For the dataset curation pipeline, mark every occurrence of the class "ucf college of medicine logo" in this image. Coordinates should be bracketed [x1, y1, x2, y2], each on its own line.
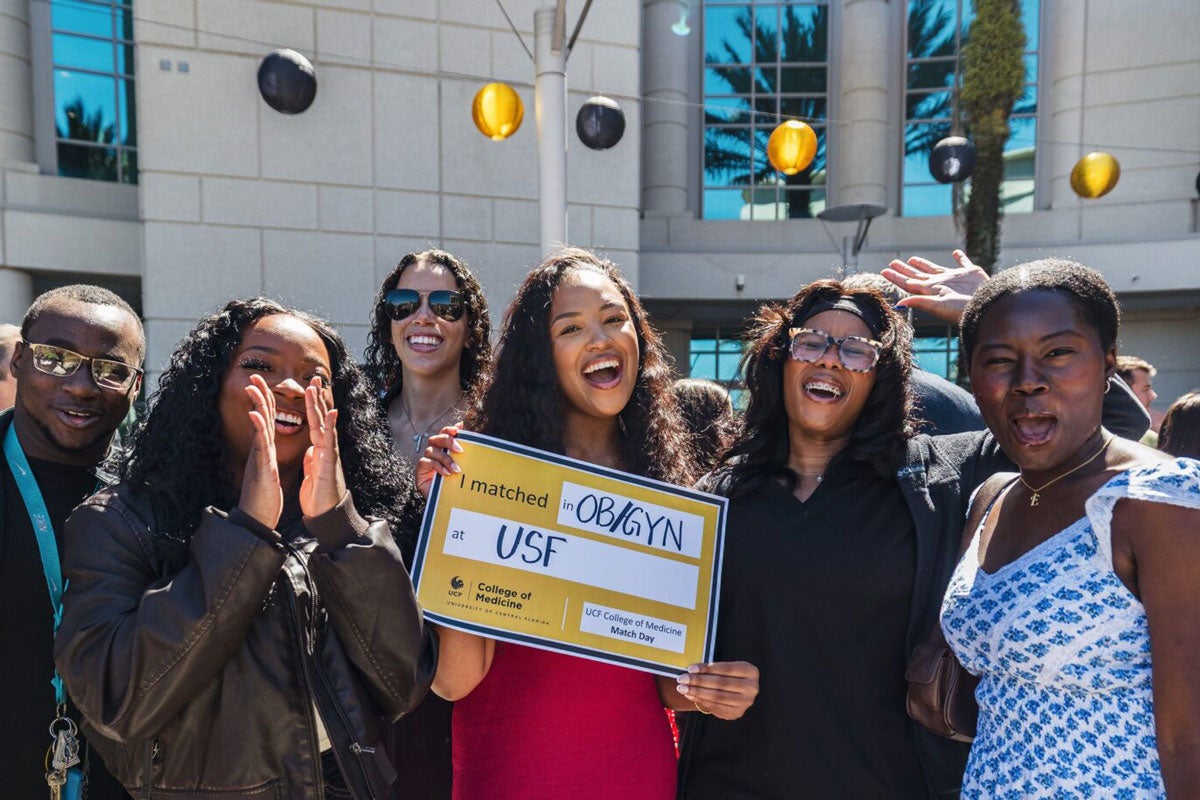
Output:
[449, 575, 464, 596]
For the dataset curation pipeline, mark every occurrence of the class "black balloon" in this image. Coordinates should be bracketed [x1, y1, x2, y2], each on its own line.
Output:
[576, 96, 626, 150]
[257, 49, 317, 114]
[929, 136, 977, 183]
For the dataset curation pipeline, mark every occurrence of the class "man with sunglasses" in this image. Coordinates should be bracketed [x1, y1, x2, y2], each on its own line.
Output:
[2, 284, 143, 800]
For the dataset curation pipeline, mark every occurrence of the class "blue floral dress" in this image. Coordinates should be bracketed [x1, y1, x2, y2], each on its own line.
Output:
[941, 457, 1200, 799]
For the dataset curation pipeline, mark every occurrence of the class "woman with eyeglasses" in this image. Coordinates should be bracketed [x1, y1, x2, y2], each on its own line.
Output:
[418, 248, 759, 800]
[54, 298, 435, 798]
[675, 269, 1152, 800]
[363, 250, 492, 799]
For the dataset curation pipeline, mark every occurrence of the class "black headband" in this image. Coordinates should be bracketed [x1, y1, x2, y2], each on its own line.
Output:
[799, 295, 886, 338]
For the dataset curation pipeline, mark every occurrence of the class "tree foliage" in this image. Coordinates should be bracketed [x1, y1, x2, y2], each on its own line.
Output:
[960, 0, 1025, 271]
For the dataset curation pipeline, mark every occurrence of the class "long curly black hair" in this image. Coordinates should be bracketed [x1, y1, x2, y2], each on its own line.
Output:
[122, 298, 420, 551]
[707, 280, 915, 498]
[363, 249, 492, 402]
[467, 247, 696, 486]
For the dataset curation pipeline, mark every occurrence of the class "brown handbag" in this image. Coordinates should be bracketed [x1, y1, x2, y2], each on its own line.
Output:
[905, 472, 1017, 743]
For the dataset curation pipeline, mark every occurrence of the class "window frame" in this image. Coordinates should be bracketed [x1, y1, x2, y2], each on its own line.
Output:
[31, 0, 138, 184]
[899, 0, 1042, 218]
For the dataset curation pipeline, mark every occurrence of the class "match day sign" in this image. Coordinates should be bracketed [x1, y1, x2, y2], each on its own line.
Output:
[412, 431, 727, 676]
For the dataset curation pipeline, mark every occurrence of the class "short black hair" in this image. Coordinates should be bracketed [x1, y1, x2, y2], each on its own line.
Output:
[22, 284, 144, 359]
[960, 258, 1119, 370]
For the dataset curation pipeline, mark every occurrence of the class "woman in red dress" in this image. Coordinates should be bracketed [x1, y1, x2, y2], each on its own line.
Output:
[419, 248, 758, 800]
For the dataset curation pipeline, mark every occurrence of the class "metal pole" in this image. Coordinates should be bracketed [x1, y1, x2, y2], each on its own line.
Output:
[535, 5, 567, 254]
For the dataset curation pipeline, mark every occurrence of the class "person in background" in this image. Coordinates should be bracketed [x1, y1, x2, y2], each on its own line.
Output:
[0, 323, 22, 409]
[363, 249, 493, 799]
[670, 377, 739, 474]
[55, 298, 434, 798]
[844, 268, 984, 435]
[420, 248, 758, 800]
[1159, 389, 1200, 459]
[1, 286, 142, 800]
[1117, 355, 1161, 446]
[941, 259, 1200, 798]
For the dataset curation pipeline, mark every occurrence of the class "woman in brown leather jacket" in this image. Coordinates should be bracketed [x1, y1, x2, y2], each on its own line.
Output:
[55, 299, 436, 799]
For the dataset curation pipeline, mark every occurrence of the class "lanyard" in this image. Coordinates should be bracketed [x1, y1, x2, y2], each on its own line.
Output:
[3, 425, 68, 706]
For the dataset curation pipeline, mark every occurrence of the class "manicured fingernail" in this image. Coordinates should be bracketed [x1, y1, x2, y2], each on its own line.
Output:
[452, 441, 464, 453]
[675, 683, 689, 695]
[688, 665, 701, 674]
[451, 463, 461, 474]
[677, 674, 690, 686]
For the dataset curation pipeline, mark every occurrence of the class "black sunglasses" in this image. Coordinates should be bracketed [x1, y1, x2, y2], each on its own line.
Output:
[382, 289, 465, 322]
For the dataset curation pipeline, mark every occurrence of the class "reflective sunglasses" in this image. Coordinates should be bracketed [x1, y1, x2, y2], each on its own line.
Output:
[787, 327, 882, 373]
[23, 341, 143, 391]
[382, 289, 465, 322]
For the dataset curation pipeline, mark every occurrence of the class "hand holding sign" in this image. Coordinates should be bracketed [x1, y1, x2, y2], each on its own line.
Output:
[671, 661, 760, 720]
[417, 426, 463, 498]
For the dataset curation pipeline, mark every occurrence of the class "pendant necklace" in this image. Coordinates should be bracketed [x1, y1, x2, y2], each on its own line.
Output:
[1019, 435, 1112, 507]
[400, 395, 462, 455]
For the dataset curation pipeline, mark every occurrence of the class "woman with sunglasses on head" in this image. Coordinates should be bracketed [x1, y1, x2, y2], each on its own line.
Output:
[419, 248, 759, 800]
[676, 261, 1152, 800]
[924, 260, 1200, 798]
[364, 250, 492, 800]
[54, 298, 435, 798]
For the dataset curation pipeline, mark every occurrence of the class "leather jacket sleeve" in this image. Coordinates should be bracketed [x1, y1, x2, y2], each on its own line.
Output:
[304, 493, 436, 722]
[54, 496, 287, 743]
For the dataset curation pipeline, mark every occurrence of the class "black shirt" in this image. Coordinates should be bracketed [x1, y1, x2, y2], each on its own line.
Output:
[0, 452, 129, 800]
[678, 456, 928, 799]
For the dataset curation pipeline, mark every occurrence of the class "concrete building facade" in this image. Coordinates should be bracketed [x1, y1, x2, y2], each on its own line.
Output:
[0, 0, 1197, 404]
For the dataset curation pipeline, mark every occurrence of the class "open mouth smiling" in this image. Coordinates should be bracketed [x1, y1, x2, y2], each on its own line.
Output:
[1010, 412, 1057, 446]
[406, 333, 443, 352]
[803, 378, 846, 402]
[582, 356, 623, 389]
[274, 409, 305, 435]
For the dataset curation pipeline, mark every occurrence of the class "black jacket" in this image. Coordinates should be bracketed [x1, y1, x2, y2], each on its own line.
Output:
[54, 485, 436, 800]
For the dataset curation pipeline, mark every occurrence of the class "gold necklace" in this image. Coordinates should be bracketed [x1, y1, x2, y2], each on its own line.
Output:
[1019, 436, 1112, 507]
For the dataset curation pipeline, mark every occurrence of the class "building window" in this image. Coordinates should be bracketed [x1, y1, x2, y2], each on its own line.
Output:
[913, 326, 961, 383]
[689, 328, 748, 408]
[702, 2, 828, 220]
[50, 0, 137, 184]
[902, 0, 1038, 217]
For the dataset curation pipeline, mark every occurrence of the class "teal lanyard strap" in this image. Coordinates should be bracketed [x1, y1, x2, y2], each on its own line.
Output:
[3, 425, 68, 706]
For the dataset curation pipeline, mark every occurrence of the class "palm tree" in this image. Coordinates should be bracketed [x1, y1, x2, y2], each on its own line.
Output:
[56, 97, 121, 181]
[703, 5, 828, 219]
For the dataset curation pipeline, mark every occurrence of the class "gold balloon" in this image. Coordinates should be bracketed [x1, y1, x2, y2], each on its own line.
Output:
[472, 82, 524, 141]
[1070, 152, 1120, 199]
[767, 120, 818, 175]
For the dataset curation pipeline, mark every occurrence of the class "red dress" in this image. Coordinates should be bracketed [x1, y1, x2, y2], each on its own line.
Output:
[451, 643, 677, 800]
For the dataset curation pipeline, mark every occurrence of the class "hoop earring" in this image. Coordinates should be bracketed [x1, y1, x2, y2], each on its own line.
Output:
[1104, 377, 1112, 394]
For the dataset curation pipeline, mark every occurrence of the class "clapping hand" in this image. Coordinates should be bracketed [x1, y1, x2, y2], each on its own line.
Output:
[299, 377, 346, 520]
[882, 249, 989, 323]
[237, 374, 284, 530]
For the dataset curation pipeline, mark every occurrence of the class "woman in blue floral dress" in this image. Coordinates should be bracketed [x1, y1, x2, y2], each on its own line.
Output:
[938, 259, 1200, 798]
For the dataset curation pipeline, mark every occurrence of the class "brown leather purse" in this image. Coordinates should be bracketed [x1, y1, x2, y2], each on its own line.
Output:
[905, 472, 1017, 743]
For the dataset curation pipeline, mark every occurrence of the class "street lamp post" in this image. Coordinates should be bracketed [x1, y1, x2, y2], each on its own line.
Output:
[534, 5, 568, 254]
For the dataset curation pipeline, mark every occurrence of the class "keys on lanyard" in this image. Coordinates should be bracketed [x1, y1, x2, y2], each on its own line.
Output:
[46, 713, 84, 800]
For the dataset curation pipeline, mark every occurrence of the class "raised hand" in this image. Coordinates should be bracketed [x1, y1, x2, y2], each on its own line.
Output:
[416, 425, 463, 499]
[882, 249, 989, 323]
[299, 378, 346, 519]
[675, 660, 760, 720]
[237, 374, 284, 530]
